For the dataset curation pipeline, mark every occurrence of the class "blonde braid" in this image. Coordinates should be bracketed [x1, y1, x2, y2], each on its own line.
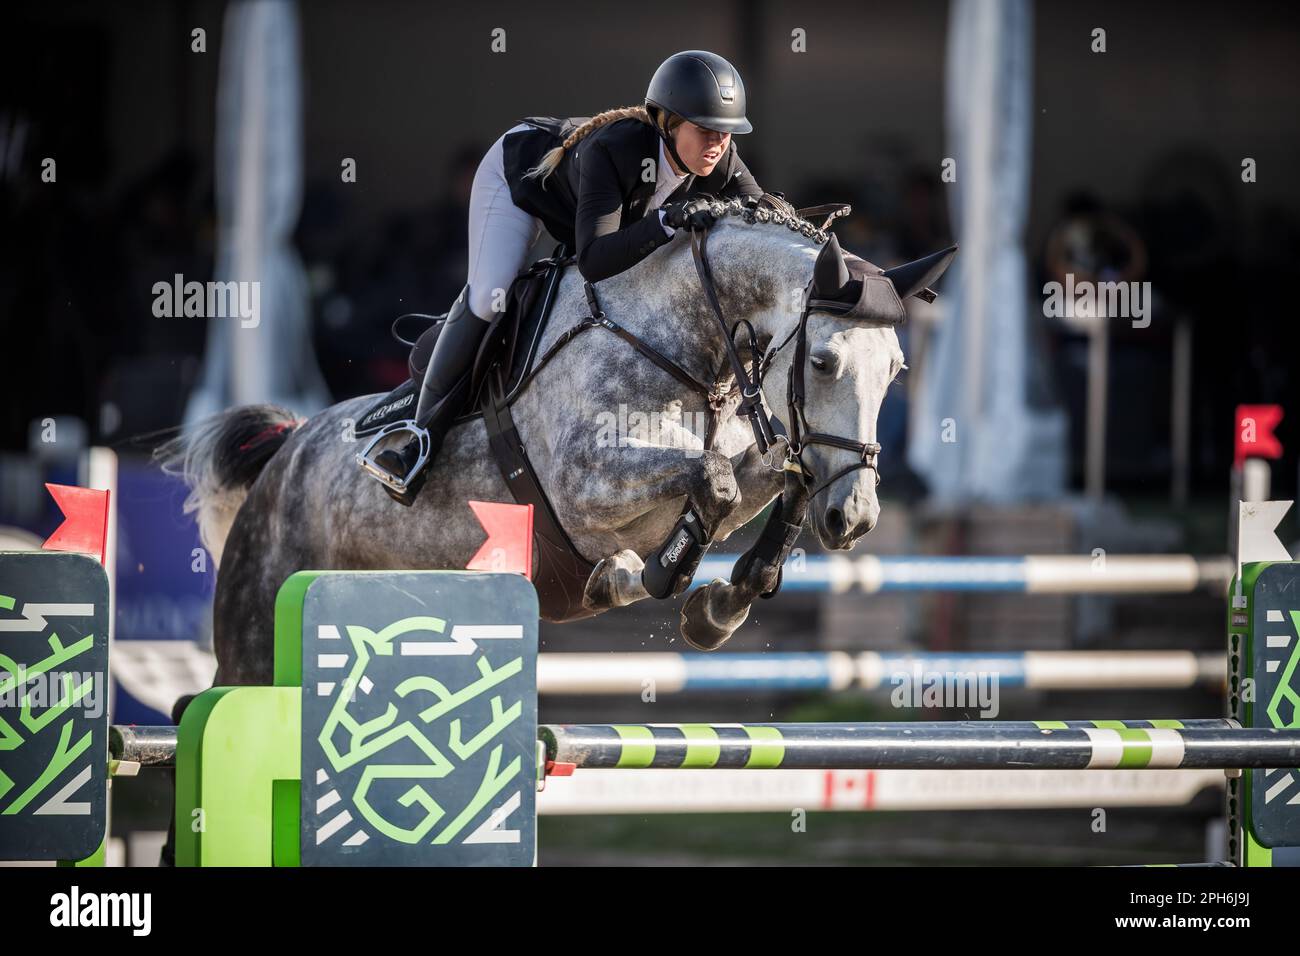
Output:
[522, 106, 654, 185]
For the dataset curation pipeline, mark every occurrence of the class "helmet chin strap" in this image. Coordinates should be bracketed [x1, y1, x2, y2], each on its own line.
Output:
[653, 108, 692, 178]
[665, 136, 690, 177]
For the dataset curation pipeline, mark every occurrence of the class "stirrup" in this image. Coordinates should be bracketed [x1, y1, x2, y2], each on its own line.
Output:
[355, 420, 431, 494]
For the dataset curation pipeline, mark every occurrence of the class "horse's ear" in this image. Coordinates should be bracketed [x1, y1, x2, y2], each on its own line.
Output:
[812, 233, 851, 297]
[882, 244, 958, 302]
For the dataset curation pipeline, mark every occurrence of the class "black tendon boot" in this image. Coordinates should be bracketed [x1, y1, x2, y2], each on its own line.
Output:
[369, 290, 491, 505]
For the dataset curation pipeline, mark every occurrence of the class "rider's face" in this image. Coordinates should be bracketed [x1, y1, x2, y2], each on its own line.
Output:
[671, 122, 730, 177]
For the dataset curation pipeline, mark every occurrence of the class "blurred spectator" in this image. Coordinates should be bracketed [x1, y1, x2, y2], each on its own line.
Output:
[311, 144, 481, 396]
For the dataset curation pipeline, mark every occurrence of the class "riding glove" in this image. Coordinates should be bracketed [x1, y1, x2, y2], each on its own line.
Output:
[661, 197, 718, 232]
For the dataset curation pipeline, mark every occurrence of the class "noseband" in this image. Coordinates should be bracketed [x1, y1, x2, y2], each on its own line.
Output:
[689, 225, 883, 502]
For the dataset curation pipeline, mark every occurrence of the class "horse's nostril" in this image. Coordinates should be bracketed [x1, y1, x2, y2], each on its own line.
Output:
[825, 507, 846, 539]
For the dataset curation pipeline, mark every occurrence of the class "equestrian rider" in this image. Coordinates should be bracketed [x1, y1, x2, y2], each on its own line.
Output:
[364, 49, 763, 505]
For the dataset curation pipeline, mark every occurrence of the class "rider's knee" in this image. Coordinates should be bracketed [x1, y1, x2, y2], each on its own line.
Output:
[467, 283, 504, 320]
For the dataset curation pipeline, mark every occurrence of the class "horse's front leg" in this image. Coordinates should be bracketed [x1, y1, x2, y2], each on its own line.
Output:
[680, 464, 810, 651]
[560, 435, 743, 615]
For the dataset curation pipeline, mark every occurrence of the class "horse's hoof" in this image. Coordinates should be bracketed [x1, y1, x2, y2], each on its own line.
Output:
[582, 557, 614, 612]
[679, 582, 738, 651]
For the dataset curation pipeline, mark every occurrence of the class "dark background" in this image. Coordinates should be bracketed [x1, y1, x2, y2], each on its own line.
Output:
[2, 0, 1298, 493]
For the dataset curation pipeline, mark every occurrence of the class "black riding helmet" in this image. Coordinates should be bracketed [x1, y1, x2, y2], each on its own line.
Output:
[645, 51, 752, 173]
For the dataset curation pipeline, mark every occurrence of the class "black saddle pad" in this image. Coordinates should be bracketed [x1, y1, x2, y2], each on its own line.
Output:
[355, 250, 571, 439]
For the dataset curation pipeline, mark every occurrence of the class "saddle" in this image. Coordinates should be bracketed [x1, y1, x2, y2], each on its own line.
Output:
[356, 246, 599, 623]
[355, 246, 572, 438]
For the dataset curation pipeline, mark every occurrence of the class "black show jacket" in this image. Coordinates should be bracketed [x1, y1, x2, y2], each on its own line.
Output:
[502, 116, 762, 282]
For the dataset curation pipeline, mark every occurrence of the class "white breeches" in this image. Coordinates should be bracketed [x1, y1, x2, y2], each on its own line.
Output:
[465, 124, 544, 319]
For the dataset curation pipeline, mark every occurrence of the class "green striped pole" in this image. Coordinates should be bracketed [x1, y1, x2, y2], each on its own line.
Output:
[540, 719, 1300, 771]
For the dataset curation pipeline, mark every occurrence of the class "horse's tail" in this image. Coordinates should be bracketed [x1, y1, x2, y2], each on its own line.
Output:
[155, 405, 302, 567]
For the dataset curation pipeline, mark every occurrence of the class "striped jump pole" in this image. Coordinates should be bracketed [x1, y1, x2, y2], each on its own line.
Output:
[693, 553, 1234, 594]
[109, 717, 1294, 778]
[540, 719, 1300, 772]
[105, 644, 1227, 700]
[537, 767, 1228, 815]
[537, 650, 1226, 694]
[109, 725, 178, 770]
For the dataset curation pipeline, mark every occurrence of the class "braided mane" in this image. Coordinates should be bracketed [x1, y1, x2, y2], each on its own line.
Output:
[700, 193, 847, 245]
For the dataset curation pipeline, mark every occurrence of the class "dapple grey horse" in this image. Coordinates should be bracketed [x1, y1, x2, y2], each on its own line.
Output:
[160, 202, 951, 688]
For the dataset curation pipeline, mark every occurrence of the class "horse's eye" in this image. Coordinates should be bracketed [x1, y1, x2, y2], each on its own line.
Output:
[810, 356, 829, 372]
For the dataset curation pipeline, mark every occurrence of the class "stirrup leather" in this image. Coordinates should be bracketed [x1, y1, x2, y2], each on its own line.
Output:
[355, 421, 431, 493]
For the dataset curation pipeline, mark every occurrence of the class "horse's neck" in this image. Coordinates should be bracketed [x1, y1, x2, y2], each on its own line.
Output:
[581, 234, 804, 391]
[582, 255, 731, 388]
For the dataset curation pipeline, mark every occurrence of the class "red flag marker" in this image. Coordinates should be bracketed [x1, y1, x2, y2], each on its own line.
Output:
[1234, 405, 1284, 468]
[43, 483, 111, 566]
[465, 500, 533, 577]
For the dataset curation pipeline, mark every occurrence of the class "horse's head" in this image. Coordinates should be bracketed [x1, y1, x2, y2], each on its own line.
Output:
[640, 198, 954, 550]
[784, 232, 956, 549]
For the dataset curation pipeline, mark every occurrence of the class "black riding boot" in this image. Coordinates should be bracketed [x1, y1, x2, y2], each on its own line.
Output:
[371, 289, 490, 505]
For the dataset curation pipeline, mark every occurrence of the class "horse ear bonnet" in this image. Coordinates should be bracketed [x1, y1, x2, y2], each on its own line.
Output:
[810, 238, 958, 326]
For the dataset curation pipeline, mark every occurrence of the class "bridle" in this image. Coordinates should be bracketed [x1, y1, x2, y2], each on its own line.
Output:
[688, 213, 885, 502]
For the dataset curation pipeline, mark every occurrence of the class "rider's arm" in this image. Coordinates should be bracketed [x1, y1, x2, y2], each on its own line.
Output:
[575, 143, 674, 284]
